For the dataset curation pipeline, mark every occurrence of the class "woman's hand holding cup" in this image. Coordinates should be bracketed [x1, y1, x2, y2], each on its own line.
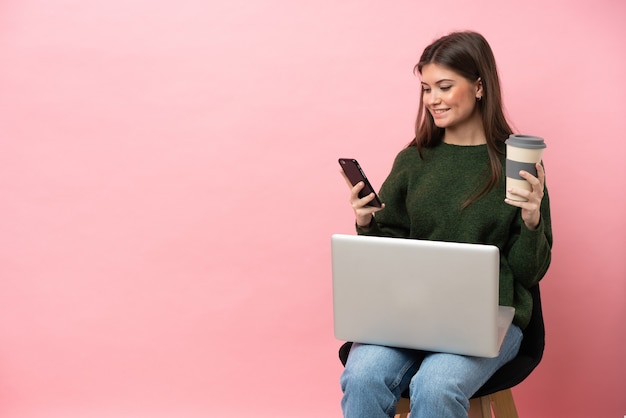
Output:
[504, 162, 545, 230]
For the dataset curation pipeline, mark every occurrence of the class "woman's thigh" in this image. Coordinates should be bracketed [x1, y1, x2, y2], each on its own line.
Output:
[411, 324, 524, 398]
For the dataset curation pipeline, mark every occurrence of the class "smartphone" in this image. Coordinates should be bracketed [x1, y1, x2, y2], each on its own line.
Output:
[338, 158, 383, 208]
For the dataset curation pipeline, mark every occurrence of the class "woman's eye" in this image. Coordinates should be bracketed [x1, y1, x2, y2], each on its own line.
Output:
[440, 86, 452, 91]
[422, 87, 431, 93]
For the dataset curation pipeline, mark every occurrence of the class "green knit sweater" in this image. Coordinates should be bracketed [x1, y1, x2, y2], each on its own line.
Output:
[357, 142, 553, 329]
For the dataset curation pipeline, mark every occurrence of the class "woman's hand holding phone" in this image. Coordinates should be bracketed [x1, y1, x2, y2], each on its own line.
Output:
[338, 158, 385, 228]
[341, 172, 385, 227]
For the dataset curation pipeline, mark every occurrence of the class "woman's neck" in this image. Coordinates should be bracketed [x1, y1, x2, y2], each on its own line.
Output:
[442, 114, 486, 145]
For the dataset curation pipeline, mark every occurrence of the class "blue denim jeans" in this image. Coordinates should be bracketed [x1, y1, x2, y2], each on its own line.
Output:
[340, 324, 523, 418]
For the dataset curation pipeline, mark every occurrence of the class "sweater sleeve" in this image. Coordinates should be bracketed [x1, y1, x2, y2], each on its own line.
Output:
[504, 184, 553, 288]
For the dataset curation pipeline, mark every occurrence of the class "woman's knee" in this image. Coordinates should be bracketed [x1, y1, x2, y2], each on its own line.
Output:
[341, 344, 417, 394]
[409, 368, 470, 411]
[340, 352, 388, 393]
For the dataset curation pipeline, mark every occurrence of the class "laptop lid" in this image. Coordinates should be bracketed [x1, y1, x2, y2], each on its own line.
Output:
[331, 234, 514, 358]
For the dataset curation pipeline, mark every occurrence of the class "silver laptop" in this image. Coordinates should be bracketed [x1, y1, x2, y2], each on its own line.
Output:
[331, 234, 515, 358]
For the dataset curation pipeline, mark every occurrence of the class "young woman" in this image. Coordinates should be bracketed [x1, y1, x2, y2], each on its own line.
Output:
[339, 31, 553, 417]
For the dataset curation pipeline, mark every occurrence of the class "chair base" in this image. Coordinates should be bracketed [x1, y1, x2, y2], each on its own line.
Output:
[394, 389, 519, 418]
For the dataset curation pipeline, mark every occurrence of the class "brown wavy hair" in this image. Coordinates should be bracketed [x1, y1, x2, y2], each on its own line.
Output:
[408, 31, 513, 207]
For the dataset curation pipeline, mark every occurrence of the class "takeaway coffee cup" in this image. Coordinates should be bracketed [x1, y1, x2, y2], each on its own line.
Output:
[505, 134, 546, 202]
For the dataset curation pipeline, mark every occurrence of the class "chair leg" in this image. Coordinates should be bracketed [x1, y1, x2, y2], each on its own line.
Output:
[395, 397, 410, 418]
[468, 389, 519, 418]
[395, 389, 518, 418]
[468, 396, 492, 418]
[490, 389, 518, 418]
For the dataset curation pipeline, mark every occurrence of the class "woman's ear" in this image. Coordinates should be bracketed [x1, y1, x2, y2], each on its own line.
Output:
[476, 77, 483, 100]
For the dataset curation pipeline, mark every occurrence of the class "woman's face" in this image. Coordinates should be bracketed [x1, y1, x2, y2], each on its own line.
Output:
[420, 63, 482, 131]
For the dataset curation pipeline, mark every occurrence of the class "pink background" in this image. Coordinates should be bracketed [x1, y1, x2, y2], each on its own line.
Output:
[1, 1, 625, 417]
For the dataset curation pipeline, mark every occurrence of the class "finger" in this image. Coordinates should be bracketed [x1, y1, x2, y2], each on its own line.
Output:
[353, 192, 377, 212]
[350, 189, 375, 214]
[519, 170, 537, 182]
[504, 197, 522, 208]
[519, 170, 542, 193]
[353, 190, 385, 210]
[351, 183, 367, 203]
[506, 187, 530, 203]
[536, 163, 545, 186]
[358, 192, 378, 207]
[356, 200, 385, 215]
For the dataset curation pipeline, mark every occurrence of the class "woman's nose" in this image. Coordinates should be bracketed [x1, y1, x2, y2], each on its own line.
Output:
[427, 91, 441, 105]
